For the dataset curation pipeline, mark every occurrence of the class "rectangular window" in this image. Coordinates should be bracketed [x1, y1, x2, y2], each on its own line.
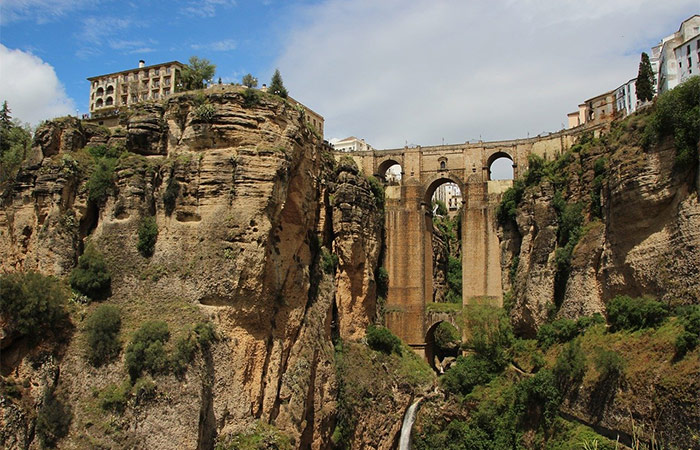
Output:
[163, 88, 170, 96]
[166, 67, 171, 74]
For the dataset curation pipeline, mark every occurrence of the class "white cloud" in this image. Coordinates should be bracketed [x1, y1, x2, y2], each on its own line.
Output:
[0, 0, 94, 24]
[276, 0, 699, 148]
[0, 45, 76, 125]
[191, 39, 237, 52]
[181, 0, 237, 18]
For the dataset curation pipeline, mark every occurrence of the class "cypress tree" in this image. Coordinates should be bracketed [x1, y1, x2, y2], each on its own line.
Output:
[269, 69, 288, 98]
[635, 52, 655, 103]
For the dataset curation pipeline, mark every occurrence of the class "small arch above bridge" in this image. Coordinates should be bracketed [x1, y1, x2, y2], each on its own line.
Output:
[423, 174, 466, 207]
[486, 151, 515, 181]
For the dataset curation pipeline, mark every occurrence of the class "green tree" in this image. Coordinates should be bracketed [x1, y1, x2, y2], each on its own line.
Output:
[0, 100, 11, 129]
[0, 101, 32, 183]
[180, 56, 216, 90]
[269, 69, 288, 98]
[242, 73, 258, 88]
[137, 216, 158, 257]
[635, 52, 655, 103]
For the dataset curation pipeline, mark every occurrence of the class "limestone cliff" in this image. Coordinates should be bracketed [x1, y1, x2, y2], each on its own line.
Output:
[0, 87, 392, 449]
[498, 100, 700, 447]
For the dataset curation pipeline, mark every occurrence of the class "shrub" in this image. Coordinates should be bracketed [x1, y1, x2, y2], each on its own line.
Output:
[99, 380, 131, 413]
[674, 305, 700, 357]
[125, 321, 171, 380]
[496, 180, 525, 225]
[553, 338, 587, 393]
[241, 87, 260, 107]
[446, 256, 462, 301]
[367, 175, 385, 209]
[194, 103, 216, 122]
[434, 322, 460, 352]
[36, 389, 72, 448]
[85, 304, 121, 366]
[132, 376, 157, 405]
[593, 348, 625, 382]
[536, 318, 578, 349]
[171, 335, 196, 376]
[163, 176, 180, 215]
[607, 295, 668, 331]
[194, 321, 216, 348]
[366, 325, 402, 355]
[215, 422, 292, 450]
[464, 305, 514, 369]
[376, 266, 389, 298]
[645, 76, 700, 169]
[509, 256, 519, 283]
[86, 143, 124, 160]
[514, 369, 561, 430]
[320, 247, 338, 274]
[87, 157, 116, 204]
[440, 355, 496, 396]
[0, 271, 68, 343]
[69, 244, 111, 300]
[137, 216, 158, 257]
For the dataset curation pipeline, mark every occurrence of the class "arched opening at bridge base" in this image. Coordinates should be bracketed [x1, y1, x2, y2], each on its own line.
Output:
[425, 321, 461, 373]
[487, 152, 514, 181]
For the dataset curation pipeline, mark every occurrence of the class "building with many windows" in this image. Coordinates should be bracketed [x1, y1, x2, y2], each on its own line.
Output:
[87, 60, 184, 116]
[654, 15, 700, 94]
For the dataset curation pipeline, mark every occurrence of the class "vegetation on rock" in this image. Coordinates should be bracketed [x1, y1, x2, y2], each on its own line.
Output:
[69, 244, 112, 301]
[0, 271, 69, 343]
[36, 388, 72, 448]
[85, 304, 122, 366]
[366, 324, 402, 355]
[0, 101, 32, 184]
[635, 52, 655, 102]
[137, 215, 158, 257]
[268, 68, 288, 98]
[180, 56, 216, 90]
[125, 320, 171, 381]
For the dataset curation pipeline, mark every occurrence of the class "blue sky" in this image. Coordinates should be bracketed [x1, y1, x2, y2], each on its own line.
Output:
[1, 1, 698, 148]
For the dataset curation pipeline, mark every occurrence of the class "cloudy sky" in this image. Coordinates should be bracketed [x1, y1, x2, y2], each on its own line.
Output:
[0, 0, 697, 148]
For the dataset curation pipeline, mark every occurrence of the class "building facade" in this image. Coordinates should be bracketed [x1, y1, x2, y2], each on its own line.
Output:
[87, 60, 184, 116]
[615, 78, 637, 117]
[655, 15, 700, 94]
[332, 136, 373, 152]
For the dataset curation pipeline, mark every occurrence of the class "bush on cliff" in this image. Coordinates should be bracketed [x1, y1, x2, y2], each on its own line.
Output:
[137, 216, 158, 257]
[0, 271, 68, 343]
[70, 244, 111, 301]
[87, 157, 116, 204]
[125, 321, 171, 380]
[607, 295, 667, 331]
[85, 304, 122, 366]
[645, 76, 700, 169]
[366, 325, 402, 355]
[36, 388, 72, 448]
[675, 305, 700, 357]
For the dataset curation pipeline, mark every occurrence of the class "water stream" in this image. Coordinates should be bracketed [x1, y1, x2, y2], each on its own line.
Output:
[398, 398, 421, 450]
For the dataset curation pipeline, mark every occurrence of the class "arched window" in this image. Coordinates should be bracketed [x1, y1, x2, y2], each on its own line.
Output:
[106, 85, 114, 95]
[96, 87, 104, 96]
[96, 98, 104, 108]
[440, 161, 446, 170]
[105, 96, 114, 106]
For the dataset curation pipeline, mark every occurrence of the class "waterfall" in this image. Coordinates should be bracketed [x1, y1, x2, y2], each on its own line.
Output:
[399, 398, 421, 450]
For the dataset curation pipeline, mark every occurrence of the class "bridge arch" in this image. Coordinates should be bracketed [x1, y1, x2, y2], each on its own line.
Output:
[423, 174, 466, 207]
[376, 157, 403, 183]
[425, 320, 461, 373]
[486, 151, 515, 181]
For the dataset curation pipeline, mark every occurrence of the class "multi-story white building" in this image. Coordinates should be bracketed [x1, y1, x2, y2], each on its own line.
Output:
[332, 136, 373, 152]
[433, 183, 461, 213]
[655, 15, 700, 94]
[615, 78, 637, 117]
[87, 60, 184, 116]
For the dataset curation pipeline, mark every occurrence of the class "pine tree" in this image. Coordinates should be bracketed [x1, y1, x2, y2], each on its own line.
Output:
[269, 69, 288, 98]
[635, 52, 655, 103]
[0, 101, 12, 130]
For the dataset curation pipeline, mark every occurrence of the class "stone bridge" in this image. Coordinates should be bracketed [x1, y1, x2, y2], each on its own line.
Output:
[342, 129, 585, 358]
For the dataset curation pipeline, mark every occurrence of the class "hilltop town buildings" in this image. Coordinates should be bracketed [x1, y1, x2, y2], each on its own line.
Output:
[332, 136, 373, 152]
[567, 15, 699, 129]
[87, 60, 324, 138]
[88, 60, 184, 116]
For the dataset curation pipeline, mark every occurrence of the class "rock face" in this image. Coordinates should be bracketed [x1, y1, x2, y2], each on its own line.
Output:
[504, 128, 700, 336]
[0, 88, 388, 449]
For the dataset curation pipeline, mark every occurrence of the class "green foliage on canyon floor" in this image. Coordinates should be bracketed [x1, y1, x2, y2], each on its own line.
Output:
[416, 307, 700, 449]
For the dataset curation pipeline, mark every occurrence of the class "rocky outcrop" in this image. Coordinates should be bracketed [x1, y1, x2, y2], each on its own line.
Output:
[0, 87, 391, 449]
[504, 124, 700, 335]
